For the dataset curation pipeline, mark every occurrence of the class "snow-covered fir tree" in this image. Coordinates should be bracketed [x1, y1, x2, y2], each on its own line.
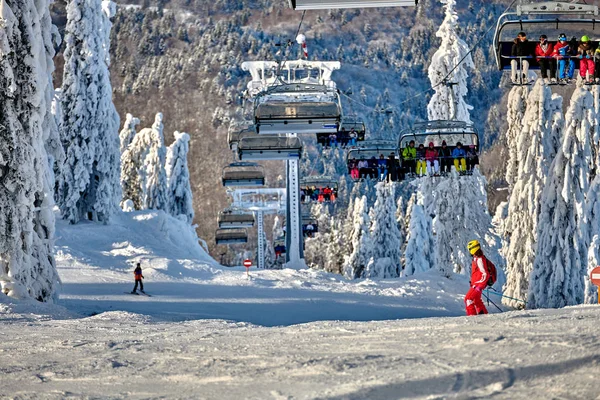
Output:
[144, 113, 169, 211]
[503, 82, 563, 308]
[586, 176, 600, 304]
[404, 202, 435, 276]
[427, 0, 474, 122]
[529, 87, 595, 308]
[121, 113, 168, 211]
[504, 87, 530, 191]
[58, 0, 120, 224]
[366, 183, 402, 279]
[166, 131, 194, 223]
[119, 113, 140, 154]
[343, 196, 372, 279]
[434, 170, 502, 280]
[0, 0, 60, 301]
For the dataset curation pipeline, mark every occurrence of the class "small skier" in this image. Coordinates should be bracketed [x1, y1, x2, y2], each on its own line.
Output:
[464, 240, 489, 316]
[132, 262, 145, 294]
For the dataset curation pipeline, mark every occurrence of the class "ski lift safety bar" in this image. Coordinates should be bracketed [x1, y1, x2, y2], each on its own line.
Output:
[288, 0, 417, 10]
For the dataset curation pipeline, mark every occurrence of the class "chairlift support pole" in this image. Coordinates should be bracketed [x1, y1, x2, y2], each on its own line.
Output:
[286, 144, 305, 267]
[257, 211, 265, 269]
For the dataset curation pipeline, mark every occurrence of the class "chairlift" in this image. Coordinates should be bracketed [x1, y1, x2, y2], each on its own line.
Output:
[301, 215, 319, 237]
[228, 122, 257, 151]
[215, 228, 248, 245]
[253, 84, 342, 135]
[398, 120, 480, 176]
[222, 162, 266, 187]
[218, 210, 255, 229]
[398, 120, 480, 150]
[493, 1, 599, 71]
[238, 134, 303, 161]
[288, 0, 416, 10]
[346, 140, 399, 180]
[300, 176, 338, 203]
[317, 117, 366, 147]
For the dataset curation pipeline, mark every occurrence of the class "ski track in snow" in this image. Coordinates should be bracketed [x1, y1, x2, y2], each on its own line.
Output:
[1, 210, 599, 399]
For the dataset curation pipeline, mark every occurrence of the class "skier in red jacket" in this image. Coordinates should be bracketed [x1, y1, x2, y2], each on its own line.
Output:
[131, 262, 145, 294]
[464, 240, 489, 316]
[535, 34, 556, 84]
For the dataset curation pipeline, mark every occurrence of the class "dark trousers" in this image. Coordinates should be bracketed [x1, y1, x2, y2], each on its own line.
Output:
[441, 158, 452, 173]
[133, 280, 144, 292]
[539, 58, 556, 79]
[403, 159, 415, 174]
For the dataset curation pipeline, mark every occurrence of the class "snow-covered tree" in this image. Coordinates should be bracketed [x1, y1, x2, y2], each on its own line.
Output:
[121, 113, 168, 211]
[366, 183, 402, 278]
[504, 87, 530, 191]
[0, 0, 60, 301]
[529, 88, 595, 308]
[434, 170, 502, 279]
[166, 131, 194, 223]
[427, 0, 474, 122]
[343, 196, 372, 279]
[404, 203, 435, 276]
[144, 113, 169, 211]
[58, 0, 120, 224]
[503, 82, 563, 308]
[119, 113, 140, 154]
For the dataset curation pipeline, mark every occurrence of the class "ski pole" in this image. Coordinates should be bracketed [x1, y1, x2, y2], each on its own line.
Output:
[482, 291, 503, 312]
[486, 288, 527, 305]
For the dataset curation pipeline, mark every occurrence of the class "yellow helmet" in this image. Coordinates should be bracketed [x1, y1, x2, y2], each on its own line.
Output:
[467, 240, 481, 255]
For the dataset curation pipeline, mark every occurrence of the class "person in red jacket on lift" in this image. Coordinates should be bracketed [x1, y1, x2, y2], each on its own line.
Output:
[465, 240, 490, 316]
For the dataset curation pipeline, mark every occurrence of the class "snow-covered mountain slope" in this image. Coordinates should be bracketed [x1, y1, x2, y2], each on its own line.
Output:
[2, 211, 599, 398]
[53, 209, 478, 325]
[1, 300, 599, 399]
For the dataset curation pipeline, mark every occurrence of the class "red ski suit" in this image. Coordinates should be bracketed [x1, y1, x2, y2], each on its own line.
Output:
[464, 255, 489, 316]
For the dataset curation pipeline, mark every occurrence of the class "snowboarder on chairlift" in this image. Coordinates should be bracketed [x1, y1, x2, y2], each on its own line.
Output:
[132, 262, 145, 294]
[349, 128, 358, 147]
[464, 240, 490, 316]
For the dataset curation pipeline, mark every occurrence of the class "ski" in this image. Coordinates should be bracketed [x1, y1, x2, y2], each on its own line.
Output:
[124, 291, 152, 297]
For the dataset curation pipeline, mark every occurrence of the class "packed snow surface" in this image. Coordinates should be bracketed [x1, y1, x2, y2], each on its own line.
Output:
[1, 210, 599, 398]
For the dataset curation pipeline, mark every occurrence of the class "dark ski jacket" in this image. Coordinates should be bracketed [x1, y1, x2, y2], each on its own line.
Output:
[439, 146, 451, 160]
[511, 38, 532, 57]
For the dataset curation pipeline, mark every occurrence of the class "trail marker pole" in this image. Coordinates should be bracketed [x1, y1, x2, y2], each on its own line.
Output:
[244, 259, 252, 277]
[590, 266, 600, 304]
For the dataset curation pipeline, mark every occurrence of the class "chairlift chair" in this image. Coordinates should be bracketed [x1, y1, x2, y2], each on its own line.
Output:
[398, 120, 480, 175]
[222, 162, 266, 187]
[215, 228, 248, 245]
[217, 210, 255, 229]
[237, 134, 303, 161]
[288, 0, 416, 10]
[253, 84, 342, 135]
[493, 1, 599, 71]
[300, 175, 338, 202]
[228, 122, 257, 151]
[318, 117, 367, 147]
[346, 140, 399, 180]
[301, 215, 319, 236]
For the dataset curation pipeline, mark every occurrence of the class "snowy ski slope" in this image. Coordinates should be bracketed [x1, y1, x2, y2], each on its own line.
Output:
[1, 210, 599, 398]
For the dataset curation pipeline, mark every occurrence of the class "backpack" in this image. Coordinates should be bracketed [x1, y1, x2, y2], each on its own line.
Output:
[485, 257, 497, 286]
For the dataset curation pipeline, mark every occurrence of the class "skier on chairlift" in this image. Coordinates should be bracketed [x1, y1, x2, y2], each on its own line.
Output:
[535, 34, 556, 84]
[511, 31, 533, 85]
[578, 35, 596, 84]
[553, 33, 575, 84]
